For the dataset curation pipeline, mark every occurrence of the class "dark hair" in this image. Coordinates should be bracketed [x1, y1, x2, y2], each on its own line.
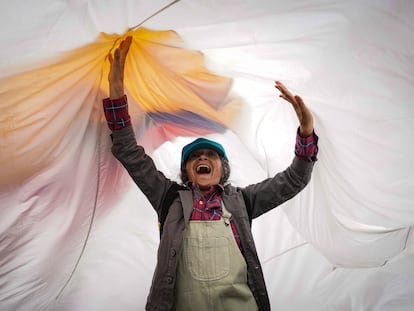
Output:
[180, 156, 231, 185]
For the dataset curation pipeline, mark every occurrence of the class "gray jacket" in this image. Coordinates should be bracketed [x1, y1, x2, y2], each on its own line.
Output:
[111, 126, 315, 311]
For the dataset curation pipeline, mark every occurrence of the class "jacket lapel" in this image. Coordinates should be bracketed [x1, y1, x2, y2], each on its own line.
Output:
[178, 190, 193, 227]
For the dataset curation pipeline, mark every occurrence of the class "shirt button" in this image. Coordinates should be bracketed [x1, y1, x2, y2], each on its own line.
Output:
[166, 276, 174, 284]
[170, 248, 176, 257]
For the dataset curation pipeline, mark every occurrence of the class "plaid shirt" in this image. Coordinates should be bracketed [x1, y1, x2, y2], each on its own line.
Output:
[188, 183, 241, 248]
[102, 95, 131, 130]
[295, 128, 318, 162]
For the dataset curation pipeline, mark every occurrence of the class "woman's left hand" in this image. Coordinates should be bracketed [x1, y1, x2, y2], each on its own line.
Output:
[275, 80, 314, 137]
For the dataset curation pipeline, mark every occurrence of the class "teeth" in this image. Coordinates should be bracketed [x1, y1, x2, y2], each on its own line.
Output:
[196, 165, 211, 174]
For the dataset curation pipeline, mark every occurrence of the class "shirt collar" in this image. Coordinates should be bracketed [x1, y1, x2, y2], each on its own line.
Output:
[186, 182, 224, 196]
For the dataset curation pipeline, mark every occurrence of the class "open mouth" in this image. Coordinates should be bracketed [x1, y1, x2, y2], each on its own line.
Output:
[196, 164, 211, 174]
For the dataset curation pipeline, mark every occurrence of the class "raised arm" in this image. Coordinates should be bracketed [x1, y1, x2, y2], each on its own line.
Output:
[241, 81, 319, 219]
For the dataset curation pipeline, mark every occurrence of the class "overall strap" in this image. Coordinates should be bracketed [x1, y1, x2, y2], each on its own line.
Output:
[221, 201, 232, 226]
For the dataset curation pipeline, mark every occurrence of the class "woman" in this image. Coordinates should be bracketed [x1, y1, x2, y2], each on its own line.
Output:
[102, 36, 318, 311]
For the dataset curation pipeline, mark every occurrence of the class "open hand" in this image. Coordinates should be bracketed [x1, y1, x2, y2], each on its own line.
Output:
[275, 81, 314, 137]
[108, 36, 132, 99]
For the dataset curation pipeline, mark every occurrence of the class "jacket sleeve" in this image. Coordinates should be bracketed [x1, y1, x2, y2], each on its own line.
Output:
[110, 126, 177, 213]
[241, 157, 314, 219]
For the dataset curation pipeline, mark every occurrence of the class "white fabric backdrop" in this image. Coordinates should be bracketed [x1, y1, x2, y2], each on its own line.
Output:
[1, 0, 413, 310]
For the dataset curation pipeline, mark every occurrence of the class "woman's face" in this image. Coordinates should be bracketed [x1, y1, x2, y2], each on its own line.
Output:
[185, 148, 223, 191]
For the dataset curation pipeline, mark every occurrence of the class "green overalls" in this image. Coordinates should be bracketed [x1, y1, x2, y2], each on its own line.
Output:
[174, 205, 258, 311]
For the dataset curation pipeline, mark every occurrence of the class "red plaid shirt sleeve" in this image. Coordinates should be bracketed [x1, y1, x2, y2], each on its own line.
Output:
[102, 95, 131, 131]
[295, 128, 319, 162]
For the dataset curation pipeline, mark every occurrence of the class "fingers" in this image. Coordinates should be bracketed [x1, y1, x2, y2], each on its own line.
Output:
[108, 36, 132, 65]
[274, 80, 314, 135]
[114, 48, 120, 61]
[275, 82, 303, 112]
[279, 94, 288, 101]
[275, 80, 295, 104]
[275, 80, 289, 94]
[275, 81, 307, 115]
[124, 36, 133, 49]
[119, 36, 132, 59]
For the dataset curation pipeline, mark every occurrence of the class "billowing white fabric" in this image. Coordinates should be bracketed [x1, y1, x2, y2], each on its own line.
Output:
[1, 0, 413, 310]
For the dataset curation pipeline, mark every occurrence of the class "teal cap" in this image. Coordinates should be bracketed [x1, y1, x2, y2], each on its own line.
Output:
[181, 138, 227, 168]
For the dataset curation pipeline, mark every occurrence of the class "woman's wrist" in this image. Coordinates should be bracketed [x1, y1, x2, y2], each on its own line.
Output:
[109, 82, 124, 100]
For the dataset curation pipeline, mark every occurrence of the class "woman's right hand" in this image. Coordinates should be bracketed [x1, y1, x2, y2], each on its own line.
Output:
[108, 36, 132, 99]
